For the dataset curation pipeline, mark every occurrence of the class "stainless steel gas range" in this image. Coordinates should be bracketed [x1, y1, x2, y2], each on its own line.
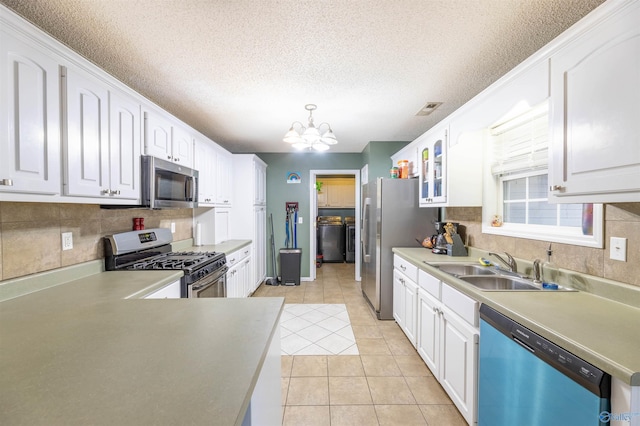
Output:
[104, 228, 227, 298]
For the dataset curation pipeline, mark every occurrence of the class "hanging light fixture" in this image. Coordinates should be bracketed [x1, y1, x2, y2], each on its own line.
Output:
[283, 104, 338, 151]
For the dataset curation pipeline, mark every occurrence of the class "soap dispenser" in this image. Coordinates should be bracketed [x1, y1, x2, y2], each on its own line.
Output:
[542, 243, 558, 289]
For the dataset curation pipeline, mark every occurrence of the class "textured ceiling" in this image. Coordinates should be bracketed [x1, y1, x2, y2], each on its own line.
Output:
[1, 0, 606, 153]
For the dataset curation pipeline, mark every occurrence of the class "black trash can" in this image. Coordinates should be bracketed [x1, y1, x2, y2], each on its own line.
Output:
[279, 248, 302, 286]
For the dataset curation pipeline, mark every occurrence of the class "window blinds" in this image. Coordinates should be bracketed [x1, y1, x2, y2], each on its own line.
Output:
[490, 102, 549, 176]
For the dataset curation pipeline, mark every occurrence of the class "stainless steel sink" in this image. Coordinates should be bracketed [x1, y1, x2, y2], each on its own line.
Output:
[434, 263, 498, 276]
[459, 276, 541, 291]
[426, 261, 575, 291]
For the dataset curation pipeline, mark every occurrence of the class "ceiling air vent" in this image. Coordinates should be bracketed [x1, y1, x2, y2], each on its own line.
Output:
[416, 102, 442, 116]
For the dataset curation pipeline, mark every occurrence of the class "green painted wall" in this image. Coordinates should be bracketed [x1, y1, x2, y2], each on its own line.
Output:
[362, 141, 410, 182]
[257, 152, 362, 279]
[257, 143, 408, 280]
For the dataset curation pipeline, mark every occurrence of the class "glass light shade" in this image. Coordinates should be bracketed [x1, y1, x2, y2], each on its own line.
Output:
[292, 141, 310, 150]
[302, 126, 320, 142]
[320, 129, 338, 145]
[312, 142, 330, 151]
[283, 129, 302, 144]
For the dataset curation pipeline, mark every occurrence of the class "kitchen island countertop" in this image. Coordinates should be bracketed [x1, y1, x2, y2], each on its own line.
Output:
[393, 247, 640, 386]
[0, 270, 284, 425]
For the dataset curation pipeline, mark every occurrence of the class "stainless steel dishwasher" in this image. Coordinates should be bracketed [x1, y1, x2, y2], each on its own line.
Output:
[316, 216, 344, 262]
[479, 304, 611, 426]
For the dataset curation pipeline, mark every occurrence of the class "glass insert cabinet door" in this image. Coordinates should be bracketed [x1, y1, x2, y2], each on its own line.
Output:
[420, 128, 447, 205]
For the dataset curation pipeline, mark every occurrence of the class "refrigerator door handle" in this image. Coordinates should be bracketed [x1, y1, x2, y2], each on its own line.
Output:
[362, 197, 371, 262]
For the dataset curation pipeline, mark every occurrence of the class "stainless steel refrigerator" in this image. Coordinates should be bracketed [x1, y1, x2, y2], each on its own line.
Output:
[361, 178, 438, 319]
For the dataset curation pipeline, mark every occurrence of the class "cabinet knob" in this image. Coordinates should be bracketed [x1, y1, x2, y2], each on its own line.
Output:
[0, 178, 14, 186]
[110, 189, 121, 195]
[167, 155, 172, 160]
[549, 185, 565, 191]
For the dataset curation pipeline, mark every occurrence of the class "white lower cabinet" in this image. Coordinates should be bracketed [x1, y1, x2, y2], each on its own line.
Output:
[393, 255, 419, 347]
[226, 245, 252, 298]
[414, 266, 479, 425]
[143, 280, 181, 299]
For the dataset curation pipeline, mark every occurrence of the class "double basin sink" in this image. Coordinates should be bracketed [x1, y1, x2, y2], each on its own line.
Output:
[427, 262, 573, 291]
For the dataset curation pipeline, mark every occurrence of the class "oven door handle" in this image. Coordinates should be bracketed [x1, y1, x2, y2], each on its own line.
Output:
[191, 265, 228, 291]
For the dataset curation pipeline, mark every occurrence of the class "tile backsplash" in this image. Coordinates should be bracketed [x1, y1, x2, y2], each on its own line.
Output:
[443, 203, 640, 287]
[0, 202, 193, 281]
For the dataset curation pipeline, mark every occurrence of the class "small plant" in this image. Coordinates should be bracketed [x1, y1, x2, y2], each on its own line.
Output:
[314, 181, 323, 192]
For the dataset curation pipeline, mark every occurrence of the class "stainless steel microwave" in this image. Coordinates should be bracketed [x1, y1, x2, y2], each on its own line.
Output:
[141, 155, 198, 209]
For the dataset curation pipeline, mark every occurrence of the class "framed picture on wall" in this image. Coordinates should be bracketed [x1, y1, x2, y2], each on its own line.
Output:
[286, 172, 301, 184]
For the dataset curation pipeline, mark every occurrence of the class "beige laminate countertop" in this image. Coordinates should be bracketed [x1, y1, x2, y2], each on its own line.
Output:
[0, 269, 284, 425]
[393, 247, 640, 386]
[172, 239, 251, 255]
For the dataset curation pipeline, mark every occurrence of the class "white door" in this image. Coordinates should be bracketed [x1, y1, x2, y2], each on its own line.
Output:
[403, 278, 418, 347]
[109, 90, 140, 199]
[0, 34, 60, 195]
[549, 3, 640, 201]
[439, 306, 478, 425]
[417, 288, 440, 376]
[171, 124, 193, 167]
[392, 269, 405, 327]
[64, 66, 109, 197]
[144, 110, 172, 161]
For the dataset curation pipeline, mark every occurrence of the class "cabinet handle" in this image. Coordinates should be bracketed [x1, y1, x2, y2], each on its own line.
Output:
[167, 155, 172, 160]
[549, 185, 565, 191]
[110, 189, 121, 195]
[1, 178, 13, 186]
[101, 188, 110, 195]
[400, 265, 406, 271]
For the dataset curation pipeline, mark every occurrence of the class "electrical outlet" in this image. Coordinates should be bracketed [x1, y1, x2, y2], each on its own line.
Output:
[170, 222, 176, 233]
[62, 232, 73, 250]
[298, 217, 303, 224]
[610, 237, 627, 262]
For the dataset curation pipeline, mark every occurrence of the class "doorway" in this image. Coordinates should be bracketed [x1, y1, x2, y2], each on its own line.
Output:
[309, 169, 361, 282]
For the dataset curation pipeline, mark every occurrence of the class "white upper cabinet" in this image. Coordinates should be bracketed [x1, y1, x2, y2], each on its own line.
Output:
[144, 108, 194, 168]
[63, 65, 110, 198]
[63, 66, 140, 200]
[549, 1, 640, 203]
[193, 137, 216, 205]
[0, 29, 61, 195]
[172, 124, 194, 167]
[214, 145, 233, 207]
[108, 90, 141, 199]
[316, 177, 356, 208]
[418, 124, 447, 206]
[254, 159, 267, 205]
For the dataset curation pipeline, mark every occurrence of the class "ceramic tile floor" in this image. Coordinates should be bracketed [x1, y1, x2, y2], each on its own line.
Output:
[280, 304, 358, 355]
[253, 262, 467, 426]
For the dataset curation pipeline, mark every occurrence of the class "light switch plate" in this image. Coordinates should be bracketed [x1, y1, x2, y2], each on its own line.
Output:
[170, 222, 176, 233]
[298, 217, 303, 224]
[610, 237, 627, 261]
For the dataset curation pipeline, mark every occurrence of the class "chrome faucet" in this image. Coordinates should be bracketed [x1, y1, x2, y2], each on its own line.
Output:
[489, 252, 517, 273]
[532, 259, 542, 283]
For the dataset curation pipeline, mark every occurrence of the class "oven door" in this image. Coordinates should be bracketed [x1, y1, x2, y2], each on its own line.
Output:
[188, 266, 227, 298]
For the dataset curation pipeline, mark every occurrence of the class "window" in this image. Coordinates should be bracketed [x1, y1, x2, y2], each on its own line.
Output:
[482, 102, 603, 248]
